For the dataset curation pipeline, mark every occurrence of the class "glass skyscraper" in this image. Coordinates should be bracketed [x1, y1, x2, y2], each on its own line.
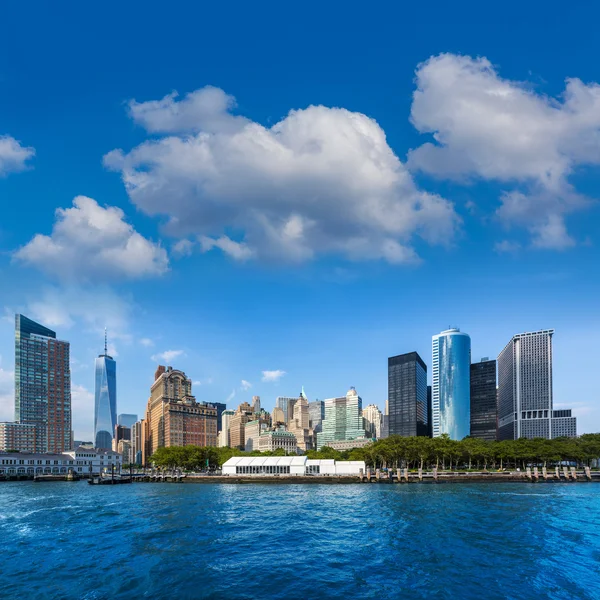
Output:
[94, 333, 117, 449]
[15, 314, 71, 453]
[316, 387, 366, 450]
[470, 358, 497, 441]
[388, 351, 428, 437]
[432, 328, 471, 440]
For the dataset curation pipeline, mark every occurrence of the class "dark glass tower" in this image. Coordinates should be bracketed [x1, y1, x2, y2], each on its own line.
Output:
[388, 352, 428, 437]
[94, 331, 117, 449]
[470, 359, 497, 441]
[15, 314, 71, 453]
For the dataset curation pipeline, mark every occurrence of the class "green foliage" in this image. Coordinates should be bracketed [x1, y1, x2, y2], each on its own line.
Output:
[146, 434, 600, 470]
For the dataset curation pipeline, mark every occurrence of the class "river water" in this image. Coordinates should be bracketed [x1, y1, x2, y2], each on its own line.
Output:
[0, 481, 599, 599]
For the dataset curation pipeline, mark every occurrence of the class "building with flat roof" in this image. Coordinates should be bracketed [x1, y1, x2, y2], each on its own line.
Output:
[432, 328, 471, 440]
[117, 414, 138, 429]
[0, 422, 37, 453]
[15, 314, 72, 453]
[362, 404, 383, 439]
[257, 429, 297, 453]
[497, 330, 576, 440]
[222, 455, 365, 476]
[275, 397, 298, 425]
[229, 402, 254, 450]
[316, 387, 367, 450]
[144, 366, 217, 458]
[470, 358, 497, 441]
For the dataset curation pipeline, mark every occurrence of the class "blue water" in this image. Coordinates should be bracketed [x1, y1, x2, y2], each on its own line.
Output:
[1, 482, 600, 599]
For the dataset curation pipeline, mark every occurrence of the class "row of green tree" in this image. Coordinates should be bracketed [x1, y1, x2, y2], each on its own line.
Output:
[308, 434, 600, 470]
[146, 434, 600, 471]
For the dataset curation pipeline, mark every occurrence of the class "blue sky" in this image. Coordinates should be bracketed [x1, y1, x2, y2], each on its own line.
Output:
[1, 1, 599, 440]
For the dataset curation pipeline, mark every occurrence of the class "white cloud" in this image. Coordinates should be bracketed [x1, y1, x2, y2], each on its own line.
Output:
[225, 389, 236, 404]
[151, 349, 185, 363]
[0, 135, 34, 176]
[105, 88, 458, 264]
[262, 369, 286, 383]
[71, 383, 94, 442]
[408, 53, 600, 249]
[0, 355, 14, 422]
[139, 337, 154, 347]
[240, 379, 252, 391]
[172, 239, 195, 257]
[14, 195, 169, 281]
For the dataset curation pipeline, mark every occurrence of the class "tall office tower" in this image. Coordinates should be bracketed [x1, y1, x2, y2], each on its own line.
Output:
[427, 387, 432, 437]
[316, 387, 367, 450]
[15, 314, 71, 453]
[229, 402, 254, 449]
[308, 400, 324, 433]
[470, 358, 497, 441]
[288, 388, 313, 452]
[497, 329, 576, 440]
[388, 352, 428, 437]
[251, 396, 261, 414]
[362, 404, 383, 438]
[117, 414, 137, 429]
[218, 409, 235, 447]
[131, 420, 143, 465]
[94, 331, 117, 450]
[275, 397, 298, 424]
[431, 328, 471, 440]
[244, 418, 268, 451]
[210, 402, 227, 433]
[113, 424, 131, 453]
[144, 365, 217, 457]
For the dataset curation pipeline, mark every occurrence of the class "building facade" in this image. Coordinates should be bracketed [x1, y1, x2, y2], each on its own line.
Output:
[0, 448, 122, 477]
[308, 400, 325, 434]
[362, 404, 383, 439]
[470, 358, 497, 441]
[229, 402, 254, 450]
[272, 407, 286, 425]
[497, 330, 576, 440]
[144, 366, 217, 458]
[94, 334, 117, 450]
[257, 429, 297, 453]
[432, 328, 471, 440]
[244, 419, 268, 451]
[388, 352, 428, 438]
[288, 388, 314, 452]
[218, 409, 235, 447]
[0, 422, 37, 453]
[275, 397, 298, 425]
[15, 314, 71, 453]
[551, 410, 577, 438]
[210, 402, 227, 434]
[316, 388, 367, 450]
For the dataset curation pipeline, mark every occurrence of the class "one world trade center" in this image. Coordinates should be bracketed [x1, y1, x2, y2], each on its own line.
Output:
[94, 330, 117, 449]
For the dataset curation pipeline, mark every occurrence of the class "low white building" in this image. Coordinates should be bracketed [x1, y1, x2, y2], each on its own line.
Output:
[222, 456, 365, 476]
[0, 447, 122, 477]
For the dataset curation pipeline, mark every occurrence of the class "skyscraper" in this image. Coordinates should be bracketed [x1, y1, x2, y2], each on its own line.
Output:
[117, 414, 137, 429]
[288, 388, 313, 452]
[275, 396, 298, 424]
[497, 329, 576, 440]
[144, 365, 217, 457]
[432, 328, 471, 440]
[15, 314, 71, 453]
[316, 387, 367, 450]
[308, 400, 324, 433]
[362, 404, 383, 438]
[388, 352, 428, 437]
[470, 358, 497, 441]
[94, 331, 117, 450]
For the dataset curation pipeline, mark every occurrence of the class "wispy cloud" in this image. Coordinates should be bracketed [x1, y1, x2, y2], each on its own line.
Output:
[240, 380, 252, 391]
[262, 370, 286, 383]
[139, 337, 154, 347]
[151, 349, 185, 363]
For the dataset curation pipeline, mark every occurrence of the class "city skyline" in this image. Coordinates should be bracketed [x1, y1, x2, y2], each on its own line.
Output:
[1, 4, 599, 442]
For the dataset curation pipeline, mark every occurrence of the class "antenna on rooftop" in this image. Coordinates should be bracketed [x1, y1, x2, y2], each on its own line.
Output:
[104, 328, 108, 356]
